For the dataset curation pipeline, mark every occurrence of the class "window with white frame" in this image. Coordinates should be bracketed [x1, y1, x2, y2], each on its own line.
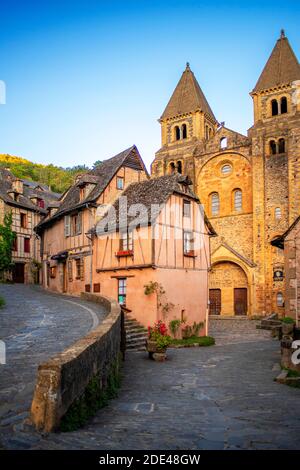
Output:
[118, 278, 127, 305]
[120, 231, 133, 251]
[183, 231, 194, 255]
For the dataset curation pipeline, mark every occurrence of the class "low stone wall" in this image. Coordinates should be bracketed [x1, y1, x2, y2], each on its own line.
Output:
[31, 293, 122, 433]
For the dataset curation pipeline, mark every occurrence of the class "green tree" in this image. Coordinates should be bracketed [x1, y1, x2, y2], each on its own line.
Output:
[93, 160, 103, 168]
[0, 212, 16, 281]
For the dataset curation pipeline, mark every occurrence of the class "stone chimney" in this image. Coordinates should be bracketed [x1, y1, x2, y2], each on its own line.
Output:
[12, 179, 23, 195]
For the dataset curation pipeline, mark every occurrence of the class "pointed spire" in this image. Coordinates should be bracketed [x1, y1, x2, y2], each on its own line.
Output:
[252, 32, 300, 93]
[160, 64, 216, 121]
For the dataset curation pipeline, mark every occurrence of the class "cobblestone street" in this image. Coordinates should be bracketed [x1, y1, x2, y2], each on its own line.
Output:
[0, 290, 300, 450]
[0, 284, 107, 448]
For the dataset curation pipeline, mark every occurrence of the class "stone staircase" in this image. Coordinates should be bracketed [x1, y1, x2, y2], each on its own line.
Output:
[125, 315, 147, 351]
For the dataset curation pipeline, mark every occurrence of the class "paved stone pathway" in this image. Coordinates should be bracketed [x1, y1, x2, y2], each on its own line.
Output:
[1, 298, 299, 450]
[0, 284, 107, 448]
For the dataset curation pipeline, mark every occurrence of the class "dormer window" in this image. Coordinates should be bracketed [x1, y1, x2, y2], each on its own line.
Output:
[37, 198, 45, 208]
[117, 176, 124, 190]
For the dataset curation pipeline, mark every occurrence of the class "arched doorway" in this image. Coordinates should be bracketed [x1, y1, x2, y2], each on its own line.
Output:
[209, 261, 248, 315]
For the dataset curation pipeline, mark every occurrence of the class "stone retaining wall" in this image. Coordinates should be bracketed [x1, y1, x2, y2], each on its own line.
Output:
[30, 293, 122, 433]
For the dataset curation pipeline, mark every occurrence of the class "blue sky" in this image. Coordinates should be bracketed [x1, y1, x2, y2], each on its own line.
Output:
[0, 0, 299, 170]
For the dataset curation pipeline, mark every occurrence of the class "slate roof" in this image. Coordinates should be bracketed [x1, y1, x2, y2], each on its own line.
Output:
[94, 173, 216, 235]
[35, 145, 148, 232]
[252, 32, 300, 93]
[271, 215, 300, 249]
[160, 63, 217, 121]
[0, 168, 60, 213]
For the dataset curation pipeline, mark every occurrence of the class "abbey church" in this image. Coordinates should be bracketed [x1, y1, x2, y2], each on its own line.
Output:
[151, 31, 300, 316]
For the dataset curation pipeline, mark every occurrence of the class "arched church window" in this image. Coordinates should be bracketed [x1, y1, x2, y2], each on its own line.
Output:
[220, 137, 227, 149]
[275, 207, 282, 219]
[182, 124, 187, 139]
[269, 140, 277, 155]
[234, 189, 242, 212]
[278, 138, 285, 154]
[205, 125, 209, 140]
[281, 97, 288, 114]
[174, 126, 180, 141]
[271, 99, 279, 116]
[210, 192, 220, 216]
[276, 292, 284, 307]
[177, 161, 182, 174]
[168, 162, 176, 174]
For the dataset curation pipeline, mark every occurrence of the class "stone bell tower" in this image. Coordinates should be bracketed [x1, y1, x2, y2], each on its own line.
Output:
[249, 30, 300, 314]
[151, 63, 218, 179]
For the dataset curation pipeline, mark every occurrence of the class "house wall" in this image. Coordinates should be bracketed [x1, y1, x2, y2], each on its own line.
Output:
[92, 193, 210, 330]
[284, 221, 300, 323]
[42, 166, 147, 294]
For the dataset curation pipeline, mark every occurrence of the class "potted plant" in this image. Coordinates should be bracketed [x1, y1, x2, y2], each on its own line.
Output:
[147, 320, 171, 361]
[281, 317, 295, 337]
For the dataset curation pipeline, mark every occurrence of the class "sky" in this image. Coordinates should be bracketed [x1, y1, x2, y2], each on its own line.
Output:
[0, 0, 299, 171]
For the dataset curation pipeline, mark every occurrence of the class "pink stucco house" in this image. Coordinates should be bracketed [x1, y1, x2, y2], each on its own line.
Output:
[91, 173, 216, 331]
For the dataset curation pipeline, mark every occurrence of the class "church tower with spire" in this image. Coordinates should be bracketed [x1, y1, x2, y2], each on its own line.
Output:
[152, 62, 218, 179]
[151, 31, 300, 317]
[248, 30, 300, 314]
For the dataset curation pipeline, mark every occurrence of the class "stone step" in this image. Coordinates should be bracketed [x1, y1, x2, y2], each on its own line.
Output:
[125, 315, 147, 351]
[126, 331, 147, 341]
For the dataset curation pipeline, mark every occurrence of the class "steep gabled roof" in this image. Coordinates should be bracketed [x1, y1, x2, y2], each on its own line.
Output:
[252, 31, 300, 93]
[271, 215, 300, 249]
[35, 145, 149, 232]
[160, 63, 217, 121]
[0, 168, 60, 213]
[94, 173, 216, 235]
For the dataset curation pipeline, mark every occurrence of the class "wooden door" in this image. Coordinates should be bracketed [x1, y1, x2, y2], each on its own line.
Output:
[234, 288, 247, 315]
[12, 263, 25, 283]
[209, 289, 221, 315]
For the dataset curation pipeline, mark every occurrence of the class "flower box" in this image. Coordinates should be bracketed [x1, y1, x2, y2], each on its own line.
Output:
[184, 250, 196, 257]
[115, 250, 134, 257]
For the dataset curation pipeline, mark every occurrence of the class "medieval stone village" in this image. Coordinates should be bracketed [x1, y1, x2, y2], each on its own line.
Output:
[0, 25, 300, 453]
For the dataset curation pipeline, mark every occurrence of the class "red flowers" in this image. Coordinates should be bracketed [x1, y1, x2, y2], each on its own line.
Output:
[148, 320, 168, 338]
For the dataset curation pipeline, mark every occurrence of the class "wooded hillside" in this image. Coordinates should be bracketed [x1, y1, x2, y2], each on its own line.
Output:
[0, 154, 90, 193]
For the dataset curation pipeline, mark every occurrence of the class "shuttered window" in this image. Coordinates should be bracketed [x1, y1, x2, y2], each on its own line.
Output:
[64, 215, 71, 237]
[24, 237, 30, 253]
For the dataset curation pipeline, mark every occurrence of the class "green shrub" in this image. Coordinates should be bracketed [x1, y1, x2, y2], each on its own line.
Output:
[0, 296, 5, 308]
[281, 317, 295, 324]
[171, 336, 215, 347]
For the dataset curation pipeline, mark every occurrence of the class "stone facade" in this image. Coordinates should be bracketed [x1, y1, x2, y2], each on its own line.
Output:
[151, 33, 300, 316]
[279, 217, 300, 323]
